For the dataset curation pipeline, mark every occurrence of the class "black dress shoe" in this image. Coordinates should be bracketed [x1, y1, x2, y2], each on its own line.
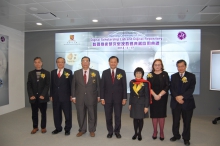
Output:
[138, 135, 142, 141]
[107, 133, 113, 138]
[152, 136, 157, 140]
[115, 133, 121, 138]
[65, 130, 70, 136]
[52, 129, 62, 134]
[160, 137, 164, 141]
[132, 134, 137, 140]
[184, 140, 190, 146]
[170, 137, 180, 141]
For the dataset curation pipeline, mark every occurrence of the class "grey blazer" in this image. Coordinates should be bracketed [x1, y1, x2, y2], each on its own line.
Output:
[71, 68, 100, 106]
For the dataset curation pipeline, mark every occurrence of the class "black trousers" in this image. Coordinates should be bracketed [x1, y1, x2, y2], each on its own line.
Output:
[104, 103, 122, 134]
[172, 104, 194, 140]
[31, 101, 47, 129]
[52, 101, 72, 131]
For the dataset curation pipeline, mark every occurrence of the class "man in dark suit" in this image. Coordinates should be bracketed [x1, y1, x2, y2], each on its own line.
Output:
[27, 57, 50, 134]
[170, 59, 196, 146]
[50, 57, 73, 136]
[100, 56, 127, 138]
[71, 56, 100, 137]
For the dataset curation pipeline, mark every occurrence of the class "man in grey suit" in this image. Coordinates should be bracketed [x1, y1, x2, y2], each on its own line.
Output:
[71, 56, 100, 137]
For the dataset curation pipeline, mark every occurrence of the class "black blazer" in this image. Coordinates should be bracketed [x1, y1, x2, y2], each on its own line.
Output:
[50, 68, 73, 102]
[100, 68, 127, 104]
[129, 81, 150, 108]
[170, 71, 196, 110]
[147, 71, 170, 93]
[27, 69, 50, 103]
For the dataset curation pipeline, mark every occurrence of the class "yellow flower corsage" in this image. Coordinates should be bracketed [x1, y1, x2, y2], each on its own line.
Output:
[147, 73, 153, 78]
[41, 73, 45, 79]
[182, 77, 188, 83]
[91, 72, 96, 78]
[117, 73, 123, 80]
[64, 72, 70, 78]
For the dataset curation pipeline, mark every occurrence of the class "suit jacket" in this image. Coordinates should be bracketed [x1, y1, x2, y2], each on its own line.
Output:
[129, 81, 150, 108]
[50, 68, 72, 102]
[100, 68, 127, 104]
[27, 69, 50, 103]
[71, 68, 100, 106]
[147, 71, 170, 93]
[170, 71, 196, 110]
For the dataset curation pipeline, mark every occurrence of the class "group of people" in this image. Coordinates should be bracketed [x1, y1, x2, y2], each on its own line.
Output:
[27, 56, 196, 146]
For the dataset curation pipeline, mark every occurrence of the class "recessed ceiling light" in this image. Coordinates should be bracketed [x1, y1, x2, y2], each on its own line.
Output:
[92, 19, 98, 22]
[156, 17, 162, 20]
[29, 7, 38, 11]
[36, 23, 42, 25]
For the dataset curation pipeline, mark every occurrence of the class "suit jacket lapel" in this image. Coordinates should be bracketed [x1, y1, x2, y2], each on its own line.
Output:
[79, 69, 85, 85]
[87, 68, 93, 85]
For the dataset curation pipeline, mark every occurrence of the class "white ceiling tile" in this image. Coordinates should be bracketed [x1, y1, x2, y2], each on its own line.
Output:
[5, 0, 36, 5]
[64, 0, 97, 10]
[16, 3, 50, 14]
[92, 0, 123, 9]
[178, 0, 210, 6]
[0, 5, 27, 16]
[0, 0, 10, 7]
[209, 15, 220, 23]
[44, 18, 88, 26]
[123, 15, 147, 23]
[75, 9, 101, 18]
[205, 0, 220, 5]
[34, 0, 63, 2]
[52, 11, 80, 19]
[84, 17, 107, 24]
[0, 14, 42, 23]
[191, 14, 219, 21]
[146, 0, 182, 7]
[169, 14, 195, 21]
[123, 7, 149, 16]
[39, 1, 72, 12]
[104, 16, 124, 24]
[100, 8, 124, 17]
[121, 0, 148, 7]
[199, 5, 220, 14]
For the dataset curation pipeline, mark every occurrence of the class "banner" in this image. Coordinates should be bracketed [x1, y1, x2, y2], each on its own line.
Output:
[55, 29, 201, 94]
[0, 34, 9, 106]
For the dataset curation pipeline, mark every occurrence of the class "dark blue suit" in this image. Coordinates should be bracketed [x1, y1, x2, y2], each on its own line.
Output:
[170, 71, 196, 141]
[50, 68, 73, 131]
[100, 68, 127, 134]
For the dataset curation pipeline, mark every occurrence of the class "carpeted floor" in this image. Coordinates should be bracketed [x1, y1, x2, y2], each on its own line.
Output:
[0, 107, 219, 146]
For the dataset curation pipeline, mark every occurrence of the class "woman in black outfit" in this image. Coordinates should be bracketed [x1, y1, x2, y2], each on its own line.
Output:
[147, 59, 170, 141]
[129, 67, 151, 141]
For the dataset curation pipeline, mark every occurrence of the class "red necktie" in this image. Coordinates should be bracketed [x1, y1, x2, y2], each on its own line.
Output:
[84, 71, 87, 84]
[112, 70, 114, 84]
[58, 70, 61, 78]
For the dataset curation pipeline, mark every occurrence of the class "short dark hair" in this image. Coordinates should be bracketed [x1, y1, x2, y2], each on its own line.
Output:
[56, 57, 65, 63]
[176, 59, 187, 66]
[109, 56, 119, 63]
[81, 56, 90, 62]
[134, 67, 144, 78]
[34, 57, 42, 62]
[152, 59, 164, 72]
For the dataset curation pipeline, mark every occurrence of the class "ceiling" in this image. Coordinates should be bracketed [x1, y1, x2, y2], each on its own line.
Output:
[0, 0, 220, 32]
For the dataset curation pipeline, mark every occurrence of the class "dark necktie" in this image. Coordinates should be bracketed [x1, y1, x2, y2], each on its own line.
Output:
[180, 73, 183, 78]
[112, 70, 114, 84]
[84, 71, 87, 84]
[58, 70, 61, 78]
